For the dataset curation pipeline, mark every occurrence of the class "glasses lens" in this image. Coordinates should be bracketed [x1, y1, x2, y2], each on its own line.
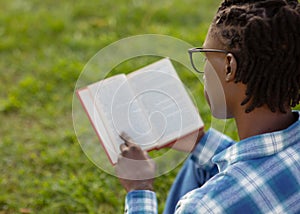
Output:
[191, 51, 206, 73]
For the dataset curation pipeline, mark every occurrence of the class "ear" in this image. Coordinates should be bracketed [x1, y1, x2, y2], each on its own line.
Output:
[224, 53, 237, 82]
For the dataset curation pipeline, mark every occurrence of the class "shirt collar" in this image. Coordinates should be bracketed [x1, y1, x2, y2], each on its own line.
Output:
[213, 111, 300, 171]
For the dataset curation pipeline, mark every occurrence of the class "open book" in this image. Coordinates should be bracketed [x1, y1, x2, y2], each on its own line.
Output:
[76, 58, 203, 164]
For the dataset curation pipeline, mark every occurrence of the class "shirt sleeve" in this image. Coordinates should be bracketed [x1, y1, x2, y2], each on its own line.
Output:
[125, 190, 157, 214]
[191, 128, 235, 171]
[124, 129, 235, 214]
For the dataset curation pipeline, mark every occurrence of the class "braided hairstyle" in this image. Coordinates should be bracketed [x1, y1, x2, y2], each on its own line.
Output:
[212, 0, 300, 113]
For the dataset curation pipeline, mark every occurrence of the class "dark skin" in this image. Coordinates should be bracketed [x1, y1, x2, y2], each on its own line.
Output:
[203, 26, 297, 139]
[115, 25, 297, 192]
[115, 133, 155, 192]
[116, 130, 205, 192]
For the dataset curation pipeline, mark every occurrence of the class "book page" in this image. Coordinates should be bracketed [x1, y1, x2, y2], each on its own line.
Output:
[127, 58, 203, 147]
[88, 74, 160, 152]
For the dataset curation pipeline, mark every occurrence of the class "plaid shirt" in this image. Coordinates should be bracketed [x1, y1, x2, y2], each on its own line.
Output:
[125, 112, 300, 214]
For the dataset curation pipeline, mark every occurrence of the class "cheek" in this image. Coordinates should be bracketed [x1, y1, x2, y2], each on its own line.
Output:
[203, 75, 211, 106]
[204, 90, 211, 108]
[204, 61, 227, 119]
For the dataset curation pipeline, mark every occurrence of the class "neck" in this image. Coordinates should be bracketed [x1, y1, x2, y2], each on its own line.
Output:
[234, 107, 296, 140]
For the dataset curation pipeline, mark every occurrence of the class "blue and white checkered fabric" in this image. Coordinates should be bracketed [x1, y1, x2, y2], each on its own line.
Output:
[125, 111, 300, 214]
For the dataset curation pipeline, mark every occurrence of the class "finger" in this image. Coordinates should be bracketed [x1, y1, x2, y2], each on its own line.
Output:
[144, 151, 151, 158]
[119, 143, 128, 152]
[119, 132, 131, 142]
[119, 132, 135, 147]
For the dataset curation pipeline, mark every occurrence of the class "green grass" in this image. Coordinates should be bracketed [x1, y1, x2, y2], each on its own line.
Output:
[4, 0, 295, 213]
[0, 1, 222, 213]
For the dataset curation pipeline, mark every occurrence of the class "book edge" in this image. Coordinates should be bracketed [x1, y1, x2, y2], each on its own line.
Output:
[76, 88, 118, 165]
[148, 126, 204, 151]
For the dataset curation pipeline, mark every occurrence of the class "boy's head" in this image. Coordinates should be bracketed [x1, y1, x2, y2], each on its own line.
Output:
[205, 0, 300, 115]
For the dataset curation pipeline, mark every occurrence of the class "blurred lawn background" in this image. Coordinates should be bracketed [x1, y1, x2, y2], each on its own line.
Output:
[0, 0, 270, 213]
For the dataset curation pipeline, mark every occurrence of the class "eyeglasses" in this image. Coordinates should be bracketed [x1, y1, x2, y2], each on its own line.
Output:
[188, 47, 228, 73]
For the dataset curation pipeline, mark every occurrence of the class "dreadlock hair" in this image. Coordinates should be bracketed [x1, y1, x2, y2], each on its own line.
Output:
[212, 0, 300, 113]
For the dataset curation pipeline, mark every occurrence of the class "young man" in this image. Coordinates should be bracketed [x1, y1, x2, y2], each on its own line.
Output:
[116, 0, 300, 213]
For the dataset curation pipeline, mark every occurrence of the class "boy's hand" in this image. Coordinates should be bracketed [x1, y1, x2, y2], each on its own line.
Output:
[115, 133, 156, 192]
[167, 129, 205, 152]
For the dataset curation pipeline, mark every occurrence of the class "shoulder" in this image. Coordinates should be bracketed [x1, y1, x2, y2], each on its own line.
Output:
[175, 153, 300, 214]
